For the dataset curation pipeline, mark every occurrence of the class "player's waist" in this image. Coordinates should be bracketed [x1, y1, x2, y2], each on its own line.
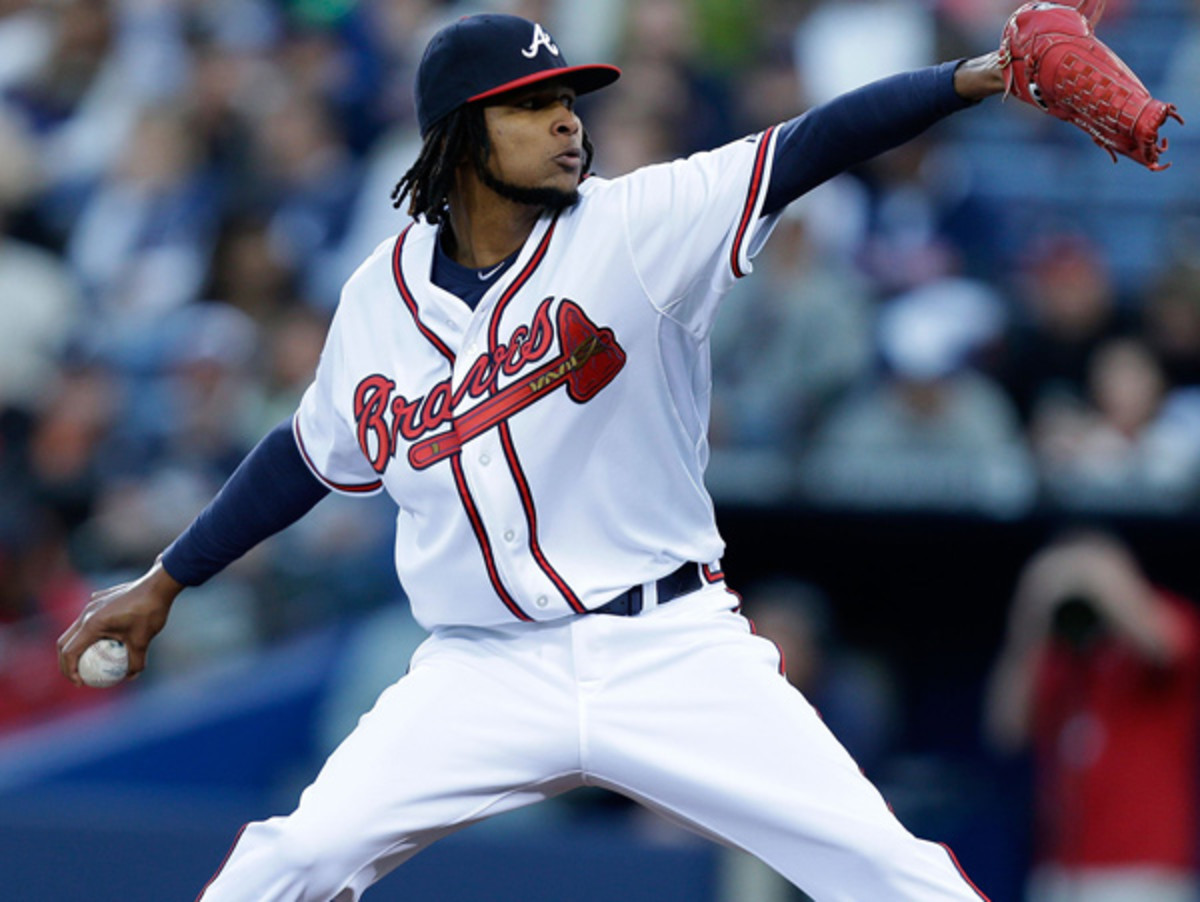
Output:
[589, 561, 722, 617]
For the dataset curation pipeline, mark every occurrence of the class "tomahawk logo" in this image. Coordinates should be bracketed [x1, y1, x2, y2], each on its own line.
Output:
[522, 23, 559, 59]
[352, 299, 625, 473]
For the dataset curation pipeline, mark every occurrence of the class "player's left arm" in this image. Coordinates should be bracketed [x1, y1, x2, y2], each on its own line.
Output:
[762, 54, 1004, 216]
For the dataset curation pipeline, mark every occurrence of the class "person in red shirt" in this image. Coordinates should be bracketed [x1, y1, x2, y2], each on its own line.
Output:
[986, 529, 1200, 902]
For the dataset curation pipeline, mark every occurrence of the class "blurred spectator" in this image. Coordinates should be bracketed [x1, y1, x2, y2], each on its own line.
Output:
[75, 303, 258, 571]
[0, 107, 82, 413]
[601, 0, 735, 157]
[0, 512, 105, 731]
[5, 0, 174, 234]
[1141, 261, 1200, 389]
[586, 97, 677, 175]
[1000, 232, 1136, 424]
[250, 89, 363, 307]
[273, 13, 379, 151]
[985, 529, 1200, 902]
[854, 138, 967, 295]
[242, 304, 329, 439]
[203, 213, 299, 322]
[793, 0, 936, 107]
[730, 32, 804, 136]
[0, 1, 55, 95]
[26, 359, 120, 533]
[66, 104, 220, 333]
[743, 576, 899, 775]
[160, 301, 261, 471]
[935, 0, 1023, 50]
[801, 276, 1036, 516]
[1032, 337, 1200, 512]
[185, 37, 273, 204]
[707, 181, 873, 500]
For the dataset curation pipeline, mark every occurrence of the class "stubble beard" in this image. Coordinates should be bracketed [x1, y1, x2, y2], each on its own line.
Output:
[475, 163, 580, 212]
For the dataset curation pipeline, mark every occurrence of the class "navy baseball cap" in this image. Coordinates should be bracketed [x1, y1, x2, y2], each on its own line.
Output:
[415, 14, 621, 136]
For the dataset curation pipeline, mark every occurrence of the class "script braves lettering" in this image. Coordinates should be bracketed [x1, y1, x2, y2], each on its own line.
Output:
[353, 298, 626, 473]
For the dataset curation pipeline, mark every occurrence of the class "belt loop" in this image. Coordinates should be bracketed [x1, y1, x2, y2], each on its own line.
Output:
[642, 576, 659, 611]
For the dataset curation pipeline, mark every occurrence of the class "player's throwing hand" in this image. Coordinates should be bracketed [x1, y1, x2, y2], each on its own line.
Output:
[57, 559, 183, 686]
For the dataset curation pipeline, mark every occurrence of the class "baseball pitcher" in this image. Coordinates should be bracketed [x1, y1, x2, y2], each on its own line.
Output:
[58, 5, 1178, 900]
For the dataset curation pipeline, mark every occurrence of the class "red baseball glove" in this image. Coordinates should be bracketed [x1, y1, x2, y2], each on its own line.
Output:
[999, 0, 1183, 170]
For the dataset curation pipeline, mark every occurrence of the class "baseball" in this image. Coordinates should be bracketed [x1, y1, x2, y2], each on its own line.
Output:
[78, 638, 129, 688]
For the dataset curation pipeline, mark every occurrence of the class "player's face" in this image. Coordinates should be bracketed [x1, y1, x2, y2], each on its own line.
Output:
[479, 82, 584, 207]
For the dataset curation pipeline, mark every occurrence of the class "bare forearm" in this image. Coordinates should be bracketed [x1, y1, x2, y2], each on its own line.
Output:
[954, 52, 1006, 102]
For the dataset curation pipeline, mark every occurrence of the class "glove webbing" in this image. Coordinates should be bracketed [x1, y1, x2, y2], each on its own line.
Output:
[1055, 52, 1148, 160]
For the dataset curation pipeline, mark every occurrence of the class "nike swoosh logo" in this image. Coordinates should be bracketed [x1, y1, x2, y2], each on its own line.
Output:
[478, 262, 506, 280]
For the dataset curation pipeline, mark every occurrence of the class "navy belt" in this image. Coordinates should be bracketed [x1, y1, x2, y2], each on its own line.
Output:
[591, 563, 704, 616]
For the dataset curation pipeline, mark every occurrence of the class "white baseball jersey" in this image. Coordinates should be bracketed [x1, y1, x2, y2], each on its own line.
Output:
[294, 128, 780, 630]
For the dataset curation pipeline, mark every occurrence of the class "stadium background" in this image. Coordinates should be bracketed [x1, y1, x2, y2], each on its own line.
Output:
[2, 0, 1199, 899]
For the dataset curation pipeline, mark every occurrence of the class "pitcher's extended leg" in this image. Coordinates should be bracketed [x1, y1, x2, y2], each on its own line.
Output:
[581, 590, 989, 902]
[198, 627, 582, 902]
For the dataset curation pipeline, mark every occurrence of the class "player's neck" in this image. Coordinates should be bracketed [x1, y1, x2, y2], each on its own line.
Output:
[445, 174, 543, 269]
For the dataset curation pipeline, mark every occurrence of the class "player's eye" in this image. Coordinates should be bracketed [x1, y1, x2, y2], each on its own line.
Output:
[514, 92, 574, 111]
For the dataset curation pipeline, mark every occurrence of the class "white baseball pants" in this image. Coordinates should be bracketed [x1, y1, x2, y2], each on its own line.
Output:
[197, 585, 988, 901]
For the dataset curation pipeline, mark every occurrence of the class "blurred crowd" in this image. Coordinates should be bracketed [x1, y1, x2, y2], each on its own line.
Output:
[1, 0, 1200, 734]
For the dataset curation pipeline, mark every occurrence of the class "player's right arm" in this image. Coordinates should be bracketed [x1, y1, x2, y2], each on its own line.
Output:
[57, 420, 331, 685]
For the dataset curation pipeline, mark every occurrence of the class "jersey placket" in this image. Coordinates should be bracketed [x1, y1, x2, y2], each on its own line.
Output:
[449, 216, 584, 620]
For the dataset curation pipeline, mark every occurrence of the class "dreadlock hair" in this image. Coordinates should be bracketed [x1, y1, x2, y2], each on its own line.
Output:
[391, 102, 597, 225]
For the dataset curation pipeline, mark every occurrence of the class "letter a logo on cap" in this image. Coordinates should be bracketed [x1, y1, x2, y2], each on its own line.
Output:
[521, 23, 560, 59]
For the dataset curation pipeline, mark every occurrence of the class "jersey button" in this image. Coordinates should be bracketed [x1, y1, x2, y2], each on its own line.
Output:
[503, 529, 515, 542]
[479, 453, 491, 465]
[535, 596, 549, 608]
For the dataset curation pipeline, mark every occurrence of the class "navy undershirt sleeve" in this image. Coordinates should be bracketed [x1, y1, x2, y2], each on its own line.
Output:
[763, 61, 972, 216]
[161, 420, 331, 586]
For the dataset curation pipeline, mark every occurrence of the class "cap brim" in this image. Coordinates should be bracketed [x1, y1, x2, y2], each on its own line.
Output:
[468, 64, 621, 105]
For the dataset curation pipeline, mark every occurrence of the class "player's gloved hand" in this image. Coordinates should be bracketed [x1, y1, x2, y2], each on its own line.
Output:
[998, 0, 1183, 170]
[57, 558, 183, 686]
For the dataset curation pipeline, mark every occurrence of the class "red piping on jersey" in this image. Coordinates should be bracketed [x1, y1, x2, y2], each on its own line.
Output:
[481, 215, 586, 614]
[393, 225, 456, 364]
[487, 215, 559, 347]
[746, 615, 787, 676]
[451, 455, 533, 622]
[702, 563, 724, 584]
[938, 843, 992, 901]
[293, 419, 383, 494]
[729, 126, 776, 279]
[497, 422, 586, 613]
[393, 223, 530, 620]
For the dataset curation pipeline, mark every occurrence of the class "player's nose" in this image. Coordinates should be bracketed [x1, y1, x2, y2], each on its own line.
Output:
[552, 108, 579, 136]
